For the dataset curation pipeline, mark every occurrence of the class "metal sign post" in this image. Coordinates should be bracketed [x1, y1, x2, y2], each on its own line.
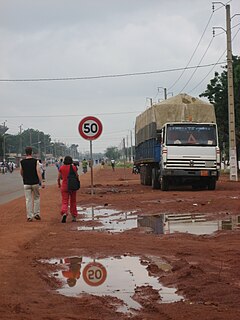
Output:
[89, 140, 94, 195]
[78, 116, 103, 196]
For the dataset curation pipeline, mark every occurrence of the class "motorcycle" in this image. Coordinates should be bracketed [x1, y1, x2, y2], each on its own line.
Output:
[132, 165, 140, 174]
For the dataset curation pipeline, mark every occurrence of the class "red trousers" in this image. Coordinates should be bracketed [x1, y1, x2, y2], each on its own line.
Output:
[61, 190, 77, 217]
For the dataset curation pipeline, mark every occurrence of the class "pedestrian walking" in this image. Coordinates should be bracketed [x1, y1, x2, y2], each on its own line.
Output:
[20, 146, 45, 222]
[38, 159, 43, 186]
[56, 158, 63, 171]
[42, 161, 46, 181]
[111, 159, 115, 171]
[81, 158, 88, 174]
[101, 159, 105, 169]
[57, 156, 79, 223]
[38, 159, 46, 182]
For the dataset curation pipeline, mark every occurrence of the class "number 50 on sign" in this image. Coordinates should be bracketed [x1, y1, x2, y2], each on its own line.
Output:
[78, 116, 103, 141]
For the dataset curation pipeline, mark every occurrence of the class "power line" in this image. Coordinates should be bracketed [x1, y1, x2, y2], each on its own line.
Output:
[214, 22, 240, 37]
[0, 62, 225, 82]
[188, 50, 226, 94]
[188, 26, 240, 93]
[168, 11, 214, 91]
[179, 36, 214, 93]
[0, 111, 141, 119]
[213, 0, 232, 12]
[168, 1, 234, 92]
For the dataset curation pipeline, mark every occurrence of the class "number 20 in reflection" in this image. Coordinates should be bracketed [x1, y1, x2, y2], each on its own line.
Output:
[82, 262, 107, 287]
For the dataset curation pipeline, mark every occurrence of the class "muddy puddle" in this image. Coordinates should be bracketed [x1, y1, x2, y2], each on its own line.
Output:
[44, 255, 183, 313]
[76, 206, 240, 235]
[77, 206, 138, 232]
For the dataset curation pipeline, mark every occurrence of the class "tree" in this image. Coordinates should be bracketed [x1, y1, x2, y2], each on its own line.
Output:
[0, 125, 9, 160]
[69, 144, 79, 159]
[104, 146, 121, 160]
[200, 55, 240, 158]
[0, 128, 71, 161]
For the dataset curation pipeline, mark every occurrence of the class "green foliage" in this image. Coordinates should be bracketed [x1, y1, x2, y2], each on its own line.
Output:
[200, 56, 240, 157]
[0, 128, 80, 160]
[115, 162, 133, 168]
[104, 146, 121, 160]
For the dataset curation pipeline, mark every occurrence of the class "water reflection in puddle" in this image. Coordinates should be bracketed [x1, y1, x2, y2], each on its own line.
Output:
[77, 207, 138, 233]
[138, 213, 240, 235]
[77, 207, 240, 235]
[45, 255, 183, 313]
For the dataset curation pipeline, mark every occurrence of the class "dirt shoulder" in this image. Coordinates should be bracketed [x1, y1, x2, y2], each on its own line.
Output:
[0, 166, 239, 320]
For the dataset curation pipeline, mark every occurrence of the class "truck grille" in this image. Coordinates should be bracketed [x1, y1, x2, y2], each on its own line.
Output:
[166, 159, 216, 169]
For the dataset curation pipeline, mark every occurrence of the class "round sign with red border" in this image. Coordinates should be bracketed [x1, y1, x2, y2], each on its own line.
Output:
[78, 116, 103, 140]
[82, 261, 107, 287]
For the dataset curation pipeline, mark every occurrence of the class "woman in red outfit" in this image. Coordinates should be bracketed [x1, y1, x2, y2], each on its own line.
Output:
[57, 156, 79, 223]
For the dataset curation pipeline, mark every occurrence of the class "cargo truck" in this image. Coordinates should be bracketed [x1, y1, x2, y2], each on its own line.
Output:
[134, 94, 220, 190]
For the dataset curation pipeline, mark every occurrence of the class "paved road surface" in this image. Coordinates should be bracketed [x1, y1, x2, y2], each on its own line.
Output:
[0, 165, 59, 205]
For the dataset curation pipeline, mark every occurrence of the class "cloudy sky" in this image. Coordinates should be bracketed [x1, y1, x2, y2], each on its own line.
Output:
[0, 0, 239, 153]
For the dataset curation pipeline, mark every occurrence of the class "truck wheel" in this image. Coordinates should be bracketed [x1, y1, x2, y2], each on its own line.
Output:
[161, 177, 169, 191]
[208, 178, 216, 190]
[152, 168, 160, 189]
[140, 167, 145, 185]
[145, 166, 152, 186]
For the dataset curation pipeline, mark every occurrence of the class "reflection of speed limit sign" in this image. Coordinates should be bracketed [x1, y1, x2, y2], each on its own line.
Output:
[82, 262, 107, 286]
[78, 116, 103, 140]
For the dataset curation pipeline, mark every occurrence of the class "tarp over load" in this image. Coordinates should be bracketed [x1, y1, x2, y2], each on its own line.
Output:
[135, 93, 216, 146]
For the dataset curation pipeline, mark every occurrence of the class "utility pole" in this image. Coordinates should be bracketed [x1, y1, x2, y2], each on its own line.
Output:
[126, 135, 129, 162]
[213, 2, 238, 181]
[19, 124, 23, 157]
[226, 4, 238, 181]
[38, 131, 41, 158]
[158, 87, 167, 100]
[43, 135, 46, 160]
[164, 88, 167, 100]
[130, 130, 133, 162]
[54, 142, 57, 158]
[2, 121, 7, 161]
[123, 138, 126, 180]
[146, 97, 153, 107]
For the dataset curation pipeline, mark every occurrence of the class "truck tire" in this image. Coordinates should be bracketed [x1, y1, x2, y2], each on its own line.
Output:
[152, 168, 160, 189]
[140, 168, 144, 185]
[161, 177, 169, 191]
[145, 166, 152, 186]
[140, 166, 151, 185]
[208, 178, 216, 190]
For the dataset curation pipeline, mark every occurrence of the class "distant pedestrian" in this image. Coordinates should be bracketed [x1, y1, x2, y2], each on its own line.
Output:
[111, 159, 115, 171]
[81, 158, 88, 174]
[57, 156, 79, 223]
[56, 158, 63, 171]
[38, 159, 44, 186]
[8, 161, 14, 173]
[101, 159, 105, 169]
[42, 161, 46, 181]
[20, 146, 45, 222]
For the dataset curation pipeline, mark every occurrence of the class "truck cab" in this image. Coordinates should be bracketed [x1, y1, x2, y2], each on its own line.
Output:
[160, 122, 220, 190]
[135, 93, 220, 191]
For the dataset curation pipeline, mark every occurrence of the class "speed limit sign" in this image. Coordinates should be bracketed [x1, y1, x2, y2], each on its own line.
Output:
[78, 116, 103, 140]
[82, 261, 107, 287]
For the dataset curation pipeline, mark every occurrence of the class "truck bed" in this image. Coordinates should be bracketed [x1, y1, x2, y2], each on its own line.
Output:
[135, 139, 161, 164]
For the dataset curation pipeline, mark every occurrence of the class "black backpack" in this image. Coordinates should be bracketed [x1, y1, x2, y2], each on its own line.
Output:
[67, 165, 80, 191]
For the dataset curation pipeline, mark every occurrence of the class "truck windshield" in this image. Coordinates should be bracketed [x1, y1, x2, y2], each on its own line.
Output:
[166, 124, 217, 146]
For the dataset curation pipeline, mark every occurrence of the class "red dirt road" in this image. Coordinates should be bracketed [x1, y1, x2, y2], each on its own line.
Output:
[0, 166, 239, 320]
